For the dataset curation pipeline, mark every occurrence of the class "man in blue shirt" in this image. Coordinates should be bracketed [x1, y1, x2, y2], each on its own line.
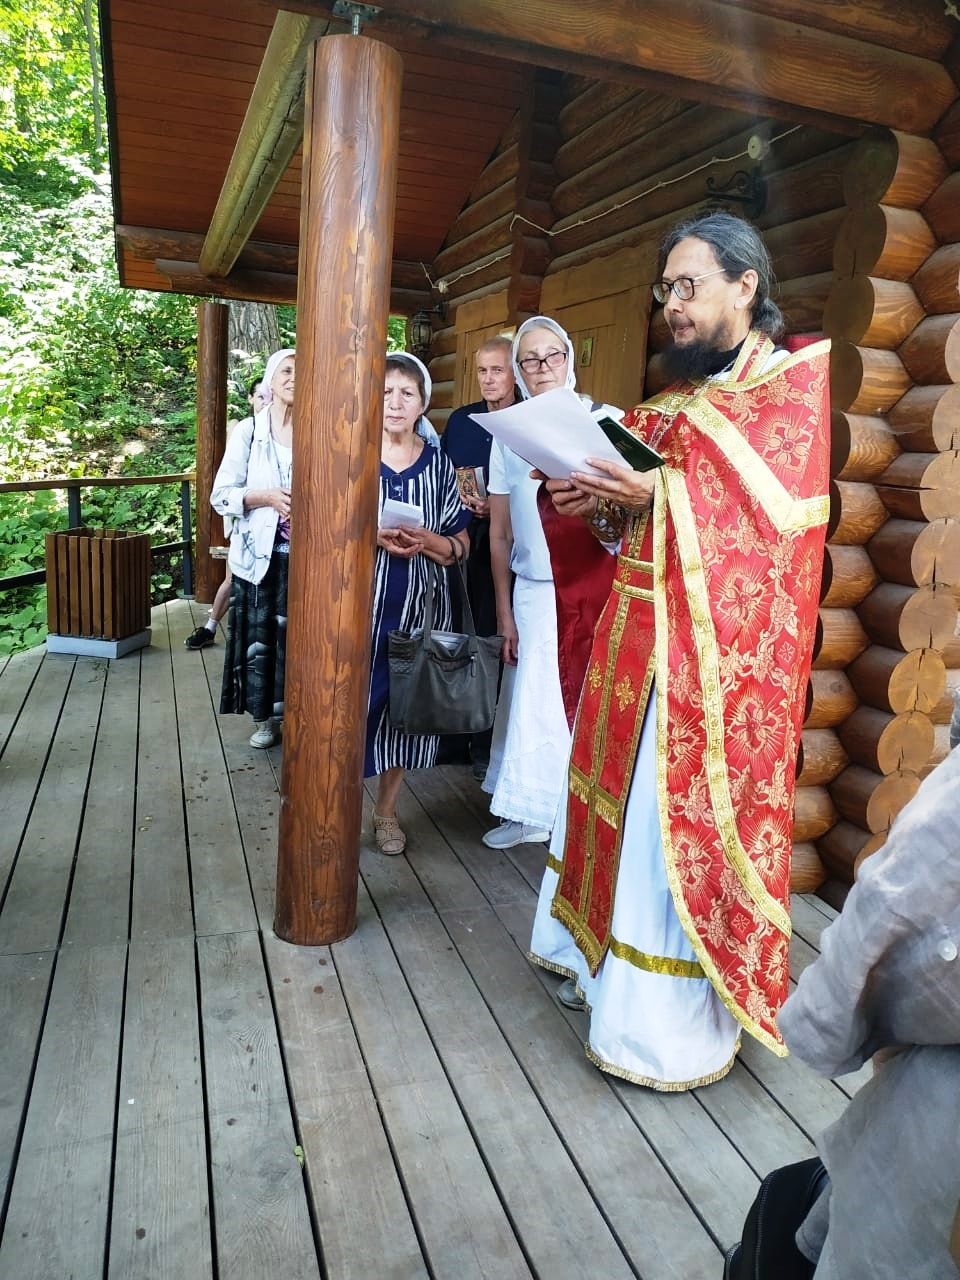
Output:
[440, 336, 518, 779]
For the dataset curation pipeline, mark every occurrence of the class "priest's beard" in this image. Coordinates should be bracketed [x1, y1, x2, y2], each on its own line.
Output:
[662, 337, 739, 383]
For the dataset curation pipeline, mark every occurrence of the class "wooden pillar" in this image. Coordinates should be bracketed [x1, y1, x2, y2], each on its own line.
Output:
[274, 34, 402, 945]
[194, 300, 229, 603]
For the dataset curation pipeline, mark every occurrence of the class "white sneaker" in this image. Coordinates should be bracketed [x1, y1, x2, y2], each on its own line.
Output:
[482, 820, 550, 849]
[249, 720, 277, 748]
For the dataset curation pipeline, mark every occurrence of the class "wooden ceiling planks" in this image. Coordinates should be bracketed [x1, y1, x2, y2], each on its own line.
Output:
[104, 0, 527, 299]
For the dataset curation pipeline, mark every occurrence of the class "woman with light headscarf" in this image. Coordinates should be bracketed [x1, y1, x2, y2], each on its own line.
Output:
[481, 316, 621, 849]
[365, 352, 471, 855]
[211, 347, 295, 748]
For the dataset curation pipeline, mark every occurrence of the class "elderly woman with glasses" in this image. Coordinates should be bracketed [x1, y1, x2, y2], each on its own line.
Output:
[480, 315, 621, 850]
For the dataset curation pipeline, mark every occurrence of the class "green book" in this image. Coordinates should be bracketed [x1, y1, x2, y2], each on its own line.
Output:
[595, 416, 665, 472]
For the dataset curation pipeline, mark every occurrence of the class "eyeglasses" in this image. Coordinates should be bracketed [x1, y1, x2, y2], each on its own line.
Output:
[652, 268, 728, 304]
[517, 348, 568, 374]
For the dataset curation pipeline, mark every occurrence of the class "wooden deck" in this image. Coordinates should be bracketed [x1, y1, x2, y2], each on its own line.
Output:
[0, 598, 864, 1280]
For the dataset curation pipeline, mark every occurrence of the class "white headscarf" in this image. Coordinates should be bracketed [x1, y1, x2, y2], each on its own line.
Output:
[511, 316, 577, 400]
[390, 350, 440, 448]
[260, 348, 295, 406]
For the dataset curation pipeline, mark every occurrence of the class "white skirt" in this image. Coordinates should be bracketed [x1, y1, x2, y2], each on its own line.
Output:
[483, 576, 570, 832]
[530, 689, 740, 1090]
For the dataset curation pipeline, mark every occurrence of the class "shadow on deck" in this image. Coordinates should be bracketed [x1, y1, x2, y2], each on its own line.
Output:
[0, 598, 863, 1280]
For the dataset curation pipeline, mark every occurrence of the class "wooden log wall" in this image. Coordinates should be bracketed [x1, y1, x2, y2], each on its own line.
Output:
[821, 126, 960, 884]
[422, 73, 960, 895]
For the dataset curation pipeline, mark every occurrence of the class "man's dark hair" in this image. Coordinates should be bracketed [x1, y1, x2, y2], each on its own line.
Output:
[658, 211, 784, 340]
[386, 353, 427, 404]
[247, 377, 262, 398]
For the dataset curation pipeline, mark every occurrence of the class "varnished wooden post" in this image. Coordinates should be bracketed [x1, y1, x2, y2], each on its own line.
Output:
[274, 34, 402, 944]
[195, 300, 229, 603]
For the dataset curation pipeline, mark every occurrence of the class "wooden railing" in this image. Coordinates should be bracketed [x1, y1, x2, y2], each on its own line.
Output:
[0, 473, 196, 596]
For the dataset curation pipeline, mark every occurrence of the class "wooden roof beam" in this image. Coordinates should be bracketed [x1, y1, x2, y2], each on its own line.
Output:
[198, 11, 327, 279]
[313, 0, 958, 135]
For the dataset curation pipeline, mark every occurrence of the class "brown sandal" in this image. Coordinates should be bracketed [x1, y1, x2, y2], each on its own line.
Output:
[373, 812, 406, 856]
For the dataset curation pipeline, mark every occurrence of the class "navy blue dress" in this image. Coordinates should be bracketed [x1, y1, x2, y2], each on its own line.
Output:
[364, 444, 470, 777]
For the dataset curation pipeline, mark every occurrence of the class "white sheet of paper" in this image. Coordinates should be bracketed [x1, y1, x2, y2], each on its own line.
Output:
[469, 386, 627, 480]
[380, 497, 424, 529]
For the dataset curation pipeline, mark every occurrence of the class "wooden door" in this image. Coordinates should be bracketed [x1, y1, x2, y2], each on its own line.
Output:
[539, 248, 654, 415]
[451, 289, 514, 416]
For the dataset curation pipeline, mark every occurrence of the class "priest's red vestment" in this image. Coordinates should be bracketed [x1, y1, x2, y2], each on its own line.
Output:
[551, 331, 831, 1053]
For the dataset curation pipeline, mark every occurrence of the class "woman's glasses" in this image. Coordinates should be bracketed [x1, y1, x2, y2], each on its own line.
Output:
[652, 268, 728, 304]
[517, 348, 568, 374]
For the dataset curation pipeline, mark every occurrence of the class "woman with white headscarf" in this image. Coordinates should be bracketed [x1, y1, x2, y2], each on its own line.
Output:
[211, 347, 295, 748]
[481, 316, 621, 849]
[365, 352, 471, 855]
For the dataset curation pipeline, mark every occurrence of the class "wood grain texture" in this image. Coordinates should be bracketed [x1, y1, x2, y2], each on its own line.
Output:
[352, 0, 957, 131]
[0, 951, 54, 1209]
[829, 341, 911, 414]
[793, 784, 839, 840]
[877, 451, 960, 521]
[842, 128, 949, 209]
[898, 313, 960, 385]
[823, 275, 923, 349]
[199, 931, 320, 1280]
[857, 581, 958, 650]
[0, 660, 105, 954]
[888, 384, 960, 453]
[813, 607, 869, 670]
[817, 819, 885, 881]
[911, 243, 960, 316]
[837, 705, 935, 774]
[847, 643, 946, 714]
[0, 943, 126, 1280]
[275, 35, 403, 945]
[264, 930, 429, 1280]
[867, 517, 960, 588]
[826, 479, 888, 545]
[109, 938, 212, 1280]
[195, 301, 229, 603]
[62, 656, 140, 946]
[923, 170, 960, 243]
[833, 205, 936, 282]
[830, 763, 920, 832]
[829, 411, 900, 482]
[820, 543, 879, 608]
[797, 728, 849, 786]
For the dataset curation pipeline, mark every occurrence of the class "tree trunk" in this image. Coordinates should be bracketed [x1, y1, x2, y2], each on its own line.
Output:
[227, 301, 281, 375]
[81, 0, 104, 156]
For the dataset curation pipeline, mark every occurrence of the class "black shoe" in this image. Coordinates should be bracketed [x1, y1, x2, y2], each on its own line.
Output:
[472, 756, 489, 782]
[556, 978, 587, 1010]
[185, 625, 216, 650]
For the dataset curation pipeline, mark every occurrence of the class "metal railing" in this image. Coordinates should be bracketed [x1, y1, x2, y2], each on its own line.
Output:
[0, 473, 196, 596]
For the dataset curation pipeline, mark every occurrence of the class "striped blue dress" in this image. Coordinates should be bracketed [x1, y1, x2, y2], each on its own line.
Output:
[364, 444, 470, 777]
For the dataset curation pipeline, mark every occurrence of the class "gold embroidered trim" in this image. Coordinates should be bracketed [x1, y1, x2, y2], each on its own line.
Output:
[690, 398, 829, 534]
[613, 580, 655, 601]
[663, 468, 792, 938]
[609, 937, 704, 978]
[619, 554, 654, 573]
[544, 852, 563, 875]
[653, 477, 788, 1057]
[584, 1039, 740, 1091]
[527, 950, 578, 981]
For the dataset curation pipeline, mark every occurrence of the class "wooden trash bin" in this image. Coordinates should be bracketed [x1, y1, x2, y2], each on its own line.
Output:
[44, 527, 152, 657]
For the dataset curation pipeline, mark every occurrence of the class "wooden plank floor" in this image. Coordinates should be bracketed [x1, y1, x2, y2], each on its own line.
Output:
[0, 599, 862, 1280]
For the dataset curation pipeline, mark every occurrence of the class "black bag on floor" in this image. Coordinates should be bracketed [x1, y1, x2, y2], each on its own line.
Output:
[723, 1156, 828, 1280]
[388, 561, 503, 736]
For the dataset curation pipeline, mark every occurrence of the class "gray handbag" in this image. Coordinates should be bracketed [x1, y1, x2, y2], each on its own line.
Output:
[388, 561, 503, 736]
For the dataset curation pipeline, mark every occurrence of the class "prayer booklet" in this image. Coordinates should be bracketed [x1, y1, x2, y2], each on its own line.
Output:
[380, 498, 424, 529]
[469, 387, 662, 480]
[455, 465, 488, 502]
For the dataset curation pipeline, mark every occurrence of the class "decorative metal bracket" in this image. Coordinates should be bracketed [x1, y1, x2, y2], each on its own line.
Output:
[332, 2, 381, 35]
[704, 168, 767, 220]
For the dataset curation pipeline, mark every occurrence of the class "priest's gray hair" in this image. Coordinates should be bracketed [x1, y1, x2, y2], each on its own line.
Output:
[658, 211, 784, 341]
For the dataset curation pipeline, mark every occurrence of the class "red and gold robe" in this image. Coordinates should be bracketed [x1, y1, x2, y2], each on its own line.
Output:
[551, 330, 830, 1054]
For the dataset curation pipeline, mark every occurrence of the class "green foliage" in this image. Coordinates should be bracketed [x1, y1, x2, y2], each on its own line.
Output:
[387, 315, 407, 352]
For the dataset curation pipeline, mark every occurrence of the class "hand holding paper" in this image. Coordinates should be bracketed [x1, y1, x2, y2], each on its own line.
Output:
[468, 387, 663, 481]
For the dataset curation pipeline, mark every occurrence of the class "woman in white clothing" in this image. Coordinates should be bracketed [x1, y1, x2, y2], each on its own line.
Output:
[211, 348, 295, 748]
[482, 316, 620, 849]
